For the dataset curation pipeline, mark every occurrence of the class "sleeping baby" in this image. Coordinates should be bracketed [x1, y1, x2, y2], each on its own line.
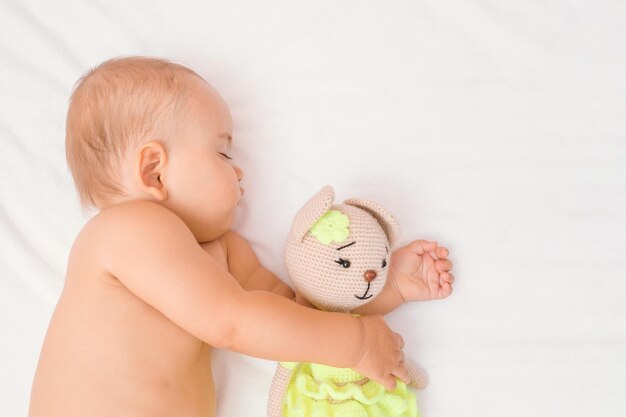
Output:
[28, 56, 454, 417]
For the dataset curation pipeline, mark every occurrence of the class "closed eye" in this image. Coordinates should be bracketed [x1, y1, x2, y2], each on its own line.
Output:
[219, 153, 233, 160]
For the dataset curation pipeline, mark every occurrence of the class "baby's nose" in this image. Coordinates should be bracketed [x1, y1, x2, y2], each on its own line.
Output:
[364, 270, 377, 283]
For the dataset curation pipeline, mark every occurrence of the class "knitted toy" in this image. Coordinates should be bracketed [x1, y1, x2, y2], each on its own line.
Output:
[267, 185, 427, 417]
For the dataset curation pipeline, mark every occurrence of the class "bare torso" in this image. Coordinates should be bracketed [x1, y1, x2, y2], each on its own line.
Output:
[29, 219, 228, 417]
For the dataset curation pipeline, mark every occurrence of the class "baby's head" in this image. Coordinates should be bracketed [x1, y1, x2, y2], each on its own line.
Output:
[66, 56, 244, 241]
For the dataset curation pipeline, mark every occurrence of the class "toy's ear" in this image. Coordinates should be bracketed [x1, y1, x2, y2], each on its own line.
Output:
[289, 185, 335, 243]
[343, 197, 401, 248]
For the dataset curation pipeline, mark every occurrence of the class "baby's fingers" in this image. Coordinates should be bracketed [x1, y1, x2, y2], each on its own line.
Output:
[408, 240, 438, 256]
[435, 259, 453, 272]
[391, 363, 411, 387]
[382, 375, 398, 391]
[424, 241, 446, 261]
[440, 280, 453, 299]
[442, 272, 455, 284]
[390, 348, 410, 388]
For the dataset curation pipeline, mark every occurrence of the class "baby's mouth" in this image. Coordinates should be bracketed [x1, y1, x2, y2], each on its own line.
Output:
[355, 282, 373, 300]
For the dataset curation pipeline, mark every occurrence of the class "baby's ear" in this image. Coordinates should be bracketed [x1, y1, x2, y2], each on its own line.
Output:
[288, 185, 335, 243]
[343, 197, 401, 248]
[136, 141, 168, 201]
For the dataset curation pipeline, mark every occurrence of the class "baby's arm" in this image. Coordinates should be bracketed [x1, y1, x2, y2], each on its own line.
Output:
[219, 230, 294, 299]
[97, 201, 407, 390]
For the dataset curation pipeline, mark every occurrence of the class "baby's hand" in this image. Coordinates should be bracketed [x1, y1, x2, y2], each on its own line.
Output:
[353, 315, 409, 391]
[389, 240, 455, 301]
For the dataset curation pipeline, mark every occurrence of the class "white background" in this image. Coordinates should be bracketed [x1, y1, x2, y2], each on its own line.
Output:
[1, 1, 625, 416]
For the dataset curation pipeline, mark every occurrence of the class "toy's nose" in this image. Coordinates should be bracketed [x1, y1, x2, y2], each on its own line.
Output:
[364, 270, 377, 283]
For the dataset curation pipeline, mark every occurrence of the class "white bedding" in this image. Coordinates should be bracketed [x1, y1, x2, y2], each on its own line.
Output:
[1, 1, 625, 416]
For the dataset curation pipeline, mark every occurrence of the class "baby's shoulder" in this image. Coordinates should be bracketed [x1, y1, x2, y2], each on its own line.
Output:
[89, 200, 178, 231]
[70, 200, 193, 282]
[75, 200, 181, 251]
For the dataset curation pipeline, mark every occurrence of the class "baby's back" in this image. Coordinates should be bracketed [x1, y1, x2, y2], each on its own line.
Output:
[29, 203, 223, 417]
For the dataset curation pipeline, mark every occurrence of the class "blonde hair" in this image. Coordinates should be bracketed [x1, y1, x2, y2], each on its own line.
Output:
[65, 56, 202, 212]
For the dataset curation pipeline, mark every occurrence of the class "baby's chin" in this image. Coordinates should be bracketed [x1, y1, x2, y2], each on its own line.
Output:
[194, 214, 235, 242]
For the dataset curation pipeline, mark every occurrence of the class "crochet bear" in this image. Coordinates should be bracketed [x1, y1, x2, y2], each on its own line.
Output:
[267, 185, 427, 417]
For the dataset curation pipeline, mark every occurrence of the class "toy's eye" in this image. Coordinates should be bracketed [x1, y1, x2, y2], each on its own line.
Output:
[382, 259, 387, 268]
[334, 258, 351, 268]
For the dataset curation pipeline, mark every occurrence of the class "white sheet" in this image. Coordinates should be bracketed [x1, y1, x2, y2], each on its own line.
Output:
[1, 1, 625, 416]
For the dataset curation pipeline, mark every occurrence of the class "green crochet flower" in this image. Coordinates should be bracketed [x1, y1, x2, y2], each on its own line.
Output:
[310, 210, 350, 245]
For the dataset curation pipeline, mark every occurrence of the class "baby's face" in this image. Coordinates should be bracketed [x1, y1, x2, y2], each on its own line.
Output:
[162, 77, 244, 242]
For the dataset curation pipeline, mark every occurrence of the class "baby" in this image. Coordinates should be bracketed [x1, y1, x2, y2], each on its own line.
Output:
[28, 56, 454, 417]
